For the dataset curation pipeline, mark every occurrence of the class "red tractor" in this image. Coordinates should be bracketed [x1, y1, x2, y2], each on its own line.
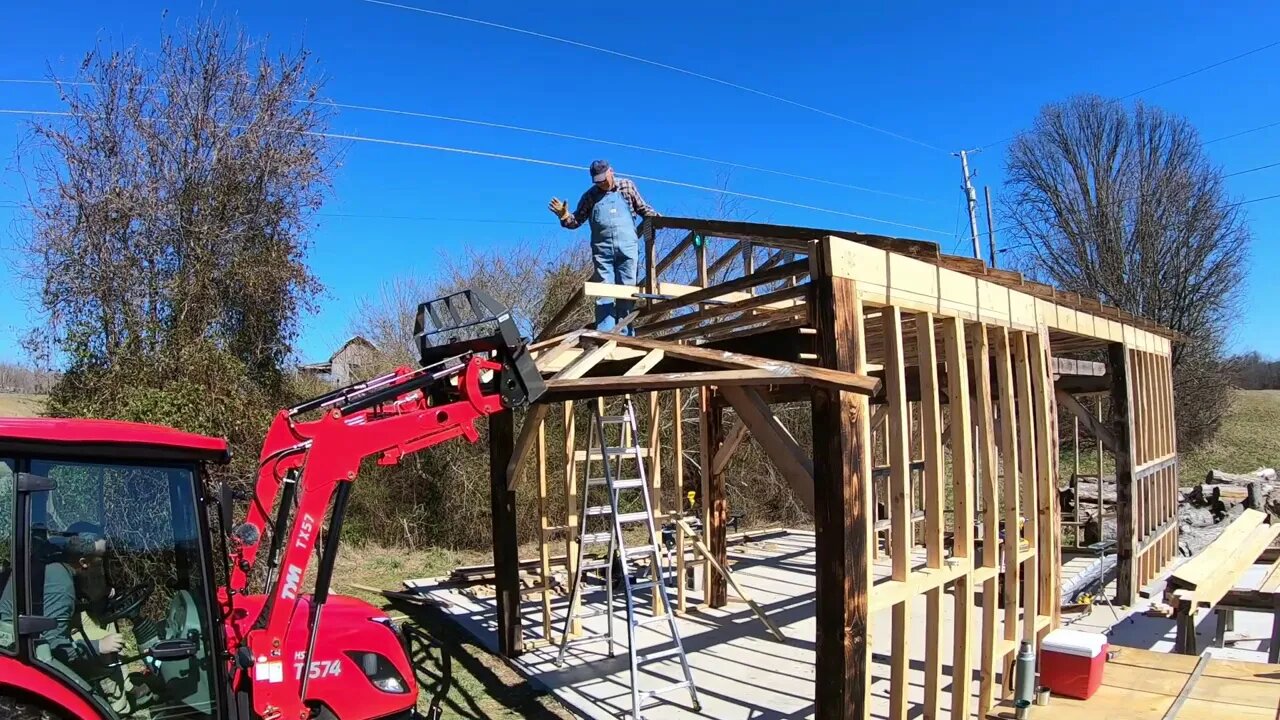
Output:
[0, 290, 545, 720]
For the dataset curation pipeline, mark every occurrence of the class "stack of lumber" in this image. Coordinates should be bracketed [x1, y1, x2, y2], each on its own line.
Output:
[1164, 509, 1280, 612]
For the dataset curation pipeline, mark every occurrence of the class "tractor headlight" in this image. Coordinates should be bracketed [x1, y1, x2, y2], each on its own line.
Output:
[344, 650, 410, 695]
[371, 675, 406, 693]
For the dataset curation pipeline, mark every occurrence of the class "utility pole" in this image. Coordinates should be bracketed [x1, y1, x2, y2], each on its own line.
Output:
[954, 149, 982, 259]
[984, 185, 997, 268]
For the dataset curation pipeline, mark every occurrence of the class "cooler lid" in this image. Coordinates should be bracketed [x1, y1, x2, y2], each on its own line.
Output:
[1042, 629, 1107, 658]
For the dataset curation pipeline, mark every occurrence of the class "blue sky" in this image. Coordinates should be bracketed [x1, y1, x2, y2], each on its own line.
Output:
[1, 0, 1277, 365]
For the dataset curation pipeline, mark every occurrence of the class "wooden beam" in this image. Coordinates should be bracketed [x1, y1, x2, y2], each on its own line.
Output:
[544, 368, 807, 396]
[635, 284, 807, 337]
[883, 305, 911, 720]
[1110, 342, 1139, 606]
[1032, 331, 1062, 626]
[675, 518, 786, 642]
[707, 238, 746, 277]
[1056, 388, 1120, 455]
[654, 230, 695, 277]
[488, 410, 523, 657]
[536, 285, 586, 343]
[972, 326, 999, 716]
[639, 259, 810, 318]
[700, 388, 728, 607]
[1013, 333, 1040, 646]
[506, 404, 550, 489]
[711, 416, 750, 475]
[721, 386, 815, 513]
[623, 348, 665, 376]
[554, 339, 618, 380]
[584, 331, 881, 396]
[943, 316, 975, 720]
[809, 245, 872, 719]
[994, 327, 1021, 681]
[915, 311, 944, 720]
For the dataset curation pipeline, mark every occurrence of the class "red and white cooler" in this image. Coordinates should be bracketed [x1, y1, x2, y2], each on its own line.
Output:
[1039, 629, 1108, 700]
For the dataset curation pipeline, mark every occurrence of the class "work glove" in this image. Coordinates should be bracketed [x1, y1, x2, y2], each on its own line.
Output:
[548, 197, 568, 218]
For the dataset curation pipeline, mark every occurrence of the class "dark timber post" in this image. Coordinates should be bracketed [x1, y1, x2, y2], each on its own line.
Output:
[809, 238, 872, 719]
[489, 409, 523, 656]
[1109, 343, 1138, 606]
[699, 389, 728, 607]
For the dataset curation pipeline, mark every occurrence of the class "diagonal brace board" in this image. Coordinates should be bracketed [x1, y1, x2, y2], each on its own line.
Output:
[719, 385, 815, 514]
[1055, 388, 1120, 455]
[674, 517, 787, 643]
[507, 339, 616, 489]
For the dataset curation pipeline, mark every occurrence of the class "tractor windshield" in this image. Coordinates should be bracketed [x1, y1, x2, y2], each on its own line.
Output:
[6, 458, 221, 719]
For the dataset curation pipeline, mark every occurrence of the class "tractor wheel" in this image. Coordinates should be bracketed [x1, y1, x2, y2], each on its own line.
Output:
[0, 693, 66, 720]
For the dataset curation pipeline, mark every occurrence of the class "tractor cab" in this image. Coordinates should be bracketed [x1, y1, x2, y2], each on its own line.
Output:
[0, 418, 230, 720]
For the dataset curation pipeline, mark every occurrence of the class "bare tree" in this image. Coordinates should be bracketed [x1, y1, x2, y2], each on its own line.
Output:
[16, 19, 333, 476]
[1002, 94, 1249, 447]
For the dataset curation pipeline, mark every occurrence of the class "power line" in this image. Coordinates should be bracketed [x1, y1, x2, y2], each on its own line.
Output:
[305, 130, 953, 235]
[316, 99, 940, 204]
[1224, 160, 1280, 178]
[978, 38, 1280, 151]
[318, 212, 553, 225]
[358, 0, 945, 153]
[995, 191, 1280, 255]
[0, 78, 941, 204]
[0, 105, 951, 234]
[1120, 40, 1280, 99]
[1206, 119, 1280, 145]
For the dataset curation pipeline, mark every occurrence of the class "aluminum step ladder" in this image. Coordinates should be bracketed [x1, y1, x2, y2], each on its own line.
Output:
[556, 396, 700, 719]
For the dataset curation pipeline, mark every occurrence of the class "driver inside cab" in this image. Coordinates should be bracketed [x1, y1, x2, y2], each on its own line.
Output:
[0, 522, 140, 714]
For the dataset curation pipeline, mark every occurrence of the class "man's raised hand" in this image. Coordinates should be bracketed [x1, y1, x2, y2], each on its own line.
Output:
[548, 197, 568, 218]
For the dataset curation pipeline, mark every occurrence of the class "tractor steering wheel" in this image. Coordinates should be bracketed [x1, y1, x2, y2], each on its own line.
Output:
[98, 582, 153, 625]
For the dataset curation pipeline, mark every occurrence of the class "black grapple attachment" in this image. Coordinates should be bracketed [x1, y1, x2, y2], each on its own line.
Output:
[413, 289, 546, 409]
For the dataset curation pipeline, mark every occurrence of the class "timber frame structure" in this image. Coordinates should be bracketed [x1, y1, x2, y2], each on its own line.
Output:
[485, 216, 1180, 719]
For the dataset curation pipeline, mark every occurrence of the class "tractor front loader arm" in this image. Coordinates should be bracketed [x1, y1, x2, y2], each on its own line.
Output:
[218, 290, 544, 720]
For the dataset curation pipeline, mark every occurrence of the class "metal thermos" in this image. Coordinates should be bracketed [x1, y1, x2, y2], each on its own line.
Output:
[1014, 641, 1037, 705]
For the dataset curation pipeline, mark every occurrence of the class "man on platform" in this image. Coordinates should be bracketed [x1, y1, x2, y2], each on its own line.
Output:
[549, 160, 658, 335]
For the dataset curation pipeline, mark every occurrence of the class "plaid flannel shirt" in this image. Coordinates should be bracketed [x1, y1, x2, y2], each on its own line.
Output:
[560, 178, 658, 230]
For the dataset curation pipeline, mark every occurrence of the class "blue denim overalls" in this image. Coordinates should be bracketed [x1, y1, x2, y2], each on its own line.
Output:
[589, 187, 639, 335]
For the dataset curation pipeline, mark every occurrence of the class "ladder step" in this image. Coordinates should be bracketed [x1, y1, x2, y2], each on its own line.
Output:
[580, 560, 611, 571]
[598, 415, 630, 423]
[574, 448, 649, 461]
[617, 511, 651, 524]
[625, 545, 659, 558]
[641, 681, 694, 700]
[580, 532, 613, 545]
[587, 477, 645, 489]
[584, 505, 614, 516]
[635, 613, 674, 628]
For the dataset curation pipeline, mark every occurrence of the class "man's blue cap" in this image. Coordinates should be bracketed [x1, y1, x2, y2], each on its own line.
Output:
[590, 159, 611, 182]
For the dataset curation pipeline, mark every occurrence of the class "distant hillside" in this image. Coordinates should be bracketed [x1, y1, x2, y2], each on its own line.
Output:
[0, 393, 47, 418]
[1180, 389, 1280, 483]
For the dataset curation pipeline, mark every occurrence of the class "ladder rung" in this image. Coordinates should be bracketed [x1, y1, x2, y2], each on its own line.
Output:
[580, 532, 613, 545]
[584, 505, 614, 516]
[617, 511, 650, 524]
[629, 580, 657, 590]
[574, 448, 649, 461]
[635, 613, 673, 628]
[625, 545, 658, 557]
[598, 414, 630, 423]
[587, 477, 645, 489]
[563, 634, 618, 648]
[580, 560, 611, 571]
[641, 681, 693, 700]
